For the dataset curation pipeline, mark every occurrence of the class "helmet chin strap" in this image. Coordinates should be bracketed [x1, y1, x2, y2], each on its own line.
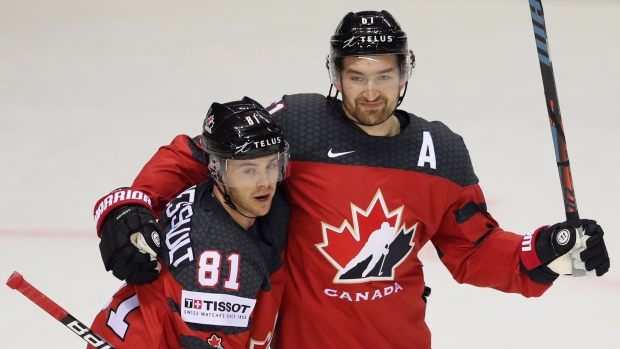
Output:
[397, 81, 408, 107]
[327, 84, 340, 104]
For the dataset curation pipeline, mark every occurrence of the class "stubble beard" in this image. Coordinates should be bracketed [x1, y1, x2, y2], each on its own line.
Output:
[343, 95, 396, 127]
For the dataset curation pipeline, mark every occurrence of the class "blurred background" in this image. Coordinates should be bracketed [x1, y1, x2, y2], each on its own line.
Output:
[1, 0, 618, 348]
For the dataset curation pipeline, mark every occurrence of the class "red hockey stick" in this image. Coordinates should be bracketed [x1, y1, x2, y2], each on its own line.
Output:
[6, 271, 115, 349]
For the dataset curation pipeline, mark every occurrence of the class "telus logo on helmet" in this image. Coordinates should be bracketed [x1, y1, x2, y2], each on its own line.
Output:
[234, 137, 282, 155]
[343, 36, 394, 48]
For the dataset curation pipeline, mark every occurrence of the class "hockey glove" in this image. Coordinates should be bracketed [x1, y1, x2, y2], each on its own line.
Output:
[99, 205, 162, 285]
[571, 219, 610, 277]
[520, 219, 610, 283]
[520, 220, 582, 283]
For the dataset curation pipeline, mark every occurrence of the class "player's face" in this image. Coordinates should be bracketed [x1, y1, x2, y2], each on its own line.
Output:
[222, 154, 281, 217]
[336, 55, 405, 126]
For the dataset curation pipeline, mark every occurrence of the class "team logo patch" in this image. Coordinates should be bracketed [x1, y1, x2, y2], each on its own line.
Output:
[316, 189, 416, 283]
[204, 115, 215, 134]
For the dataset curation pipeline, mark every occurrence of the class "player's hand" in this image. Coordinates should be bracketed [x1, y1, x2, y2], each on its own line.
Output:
[99, 205, 162, 285]
[520, 219, 609, 283]
[571, 219, 610, 277]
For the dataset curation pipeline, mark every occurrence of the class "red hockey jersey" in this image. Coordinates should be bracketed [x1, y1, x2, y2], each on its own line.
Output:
[127, 93, 551, 348]
[89, 182, 288, 349]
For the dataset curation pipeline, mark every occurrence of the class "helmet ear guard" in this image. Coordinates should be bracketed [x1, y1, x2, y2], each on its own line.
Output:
[208, 156, 223, 177]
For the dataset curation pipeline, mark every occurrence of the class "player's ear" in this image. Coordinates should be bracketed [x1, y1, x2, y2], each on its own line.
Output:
[334, 80, 343, 93]
[399, 81, 407, 92]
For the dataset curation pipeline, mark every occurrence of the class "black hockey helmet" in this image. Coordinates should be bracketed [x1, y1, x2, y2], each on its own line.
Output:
[200, 97, 288, 160]
[201, 97, 290, 215]
[331, 11, 409, 58]
[327, 10, 415, 84]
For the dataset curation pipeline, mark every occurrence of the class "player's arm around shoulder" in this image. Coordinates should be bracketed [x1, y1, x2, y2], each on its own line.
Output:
[133, 134, 210, 216]
[94, 134, 206, 285]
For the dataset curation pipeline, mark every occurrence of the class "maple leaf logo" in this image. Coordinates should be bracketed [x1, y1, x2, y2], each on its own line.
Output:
[207, 333, 224, 348]
[316, 189, 416, 284]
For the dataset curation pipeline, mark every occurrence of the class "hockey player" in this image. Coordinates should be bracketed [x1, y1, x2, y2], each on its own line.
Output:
[89, 97, 290, 349]
[92, 11, 609, 349]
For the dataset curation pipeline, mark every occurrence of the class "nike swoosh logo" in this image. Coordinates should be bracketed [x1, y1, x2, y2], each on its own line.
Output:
[328, 148, 355, 158]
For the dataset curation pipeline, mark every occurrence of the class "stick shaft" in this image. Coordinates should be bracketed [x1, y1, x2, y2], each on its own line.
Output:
[6, 271, 116, 349]
[528, 0, 580, 227]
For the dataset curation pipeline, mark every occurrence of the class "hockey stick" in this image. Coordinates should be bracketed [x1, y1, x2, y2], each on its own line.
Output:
[528, 0, 585, 276]
[6, 271, 115, 349]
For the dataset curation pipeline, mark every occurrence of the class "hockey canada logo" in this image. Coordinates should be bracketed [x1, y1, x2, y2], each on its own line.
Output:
[204, 115, 215, 134]
[316, 189, 416, 283]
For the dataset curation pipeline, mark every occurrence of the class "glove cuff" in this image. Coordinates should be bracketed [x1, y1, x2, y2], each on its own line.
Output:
[519, 225, 548, 270]
[93, 188, 153, 237]
[519, 263, 559, 284]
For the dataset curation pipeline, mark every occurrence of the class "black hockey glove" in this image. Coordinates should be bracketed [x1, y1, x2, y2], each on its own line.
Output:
[99, 205, 162, 285]
[520, 219, 610, 283]
[572, 219, 610, 277]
